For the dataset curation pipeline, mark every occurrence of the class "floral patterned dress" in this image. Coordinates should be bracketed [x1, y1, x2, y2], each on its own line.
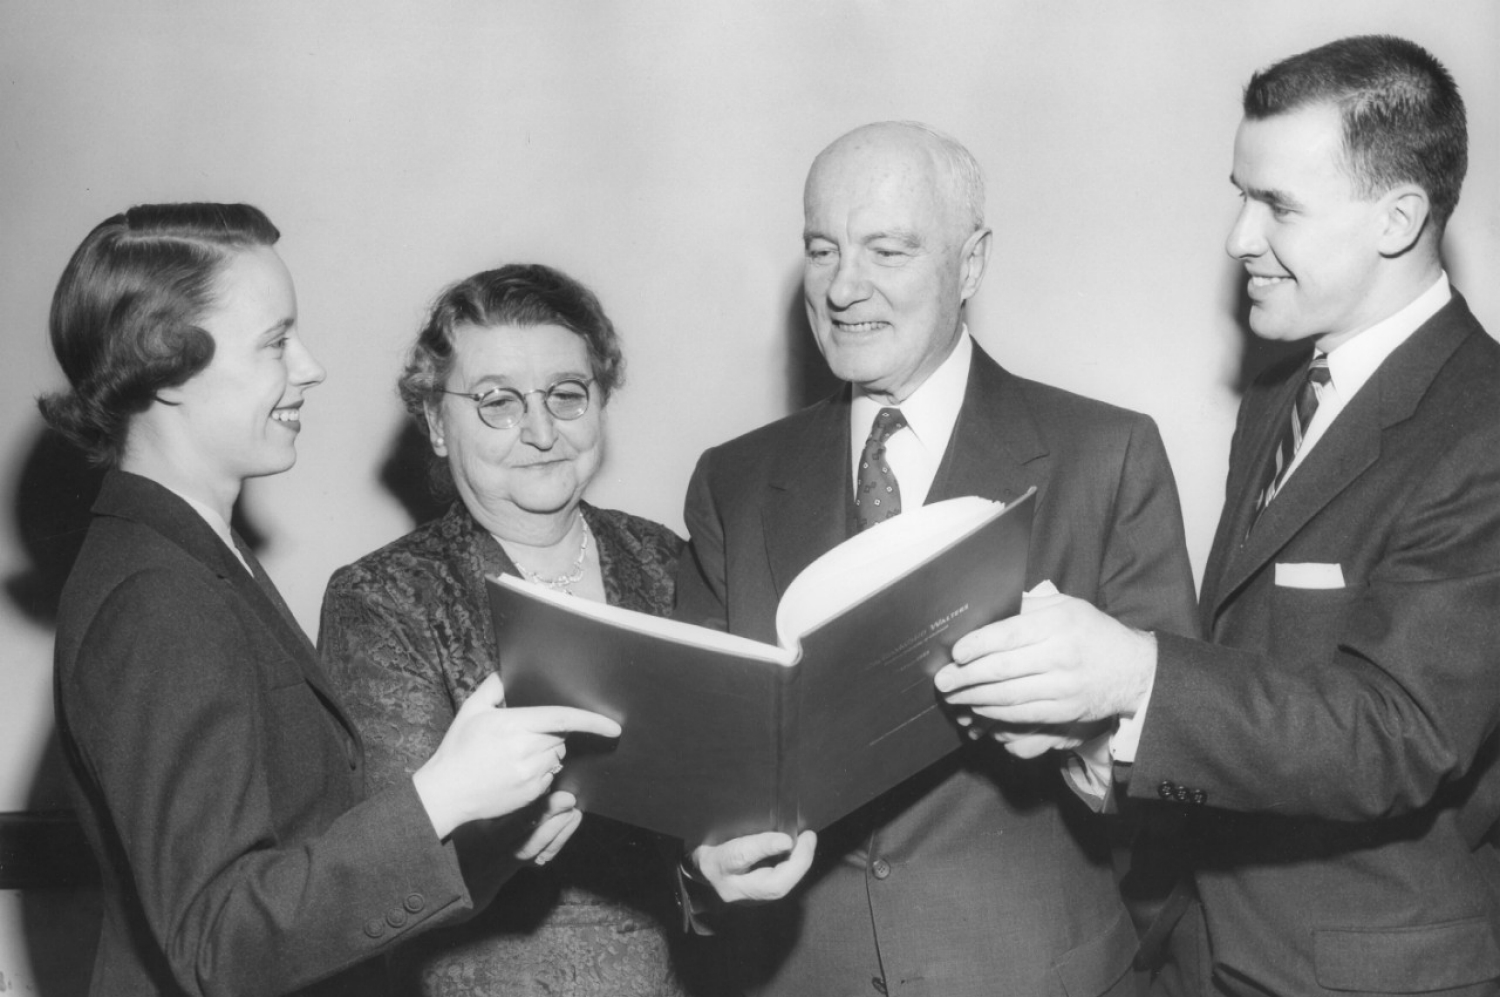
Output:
[320, 501, 724, 997]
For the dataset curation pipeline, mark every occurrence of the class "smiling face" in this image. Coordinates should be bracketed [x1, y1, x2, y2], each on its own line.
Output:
[425, 322, 604, 532]
[802, 127, 990, 404]
[165, 245, 325, 498]
[1226, 103, 1399, 351]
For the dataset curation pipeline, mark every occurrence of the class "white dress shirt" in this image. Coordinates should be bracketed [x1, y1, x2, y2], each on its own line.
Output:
[849, 329, 973, 508]
[164, 484, 253, 574]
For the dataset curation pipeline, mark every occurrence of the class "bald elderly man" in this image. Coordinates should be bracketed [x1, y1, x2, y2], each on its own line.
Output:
[675, 121, 1197, 997]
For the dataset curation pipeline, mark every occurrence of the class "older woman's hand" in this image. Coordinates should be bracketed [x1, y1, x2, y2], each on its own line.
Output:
[413, 672, 621, 840]
[514, 791, 585, 866]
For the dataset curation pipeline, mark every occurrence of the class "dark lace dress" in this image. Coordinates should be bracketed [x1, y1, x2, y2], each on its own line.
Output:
[320, 501, 719, 997]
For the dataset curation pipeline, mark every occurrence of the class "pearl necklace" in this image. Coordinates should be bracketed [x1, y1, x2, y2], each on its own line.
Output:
[513, 513, 592, 594]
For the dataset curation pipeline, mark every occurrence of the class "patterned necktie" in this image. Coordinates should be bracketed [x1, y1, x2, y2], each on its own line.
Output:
[855, 407, 907, 532]
[1256, 354, 1331, 516]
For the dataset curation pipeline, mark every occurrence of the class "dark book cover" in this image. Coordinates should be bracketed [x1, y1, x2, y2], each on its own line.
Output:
[492, 490, 1034, 845]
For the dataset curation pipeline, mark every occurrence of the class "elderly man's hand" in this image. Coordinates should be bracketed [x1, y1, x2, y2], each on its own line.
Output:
[688, 830, 817, 904]
[935, 593, 1156, 726]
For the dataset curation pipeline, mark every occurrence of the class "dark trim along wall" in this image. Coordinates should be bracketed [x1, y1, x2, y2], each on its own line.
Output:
[0, 812, 98, 889]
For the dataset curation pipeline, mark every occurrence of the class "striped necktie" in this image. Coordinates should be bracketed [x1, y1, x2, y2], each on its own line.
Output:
[1256, 354, 1331, 517]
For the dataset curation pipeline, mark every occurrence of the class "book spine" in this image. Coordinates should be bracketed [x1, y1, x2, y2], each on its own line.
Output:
[775, 661, 803, 837]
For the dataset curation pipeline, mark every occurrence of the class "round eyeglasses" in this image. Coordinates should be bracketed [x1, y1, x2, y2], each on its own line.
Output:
[441, 378, 594, 431]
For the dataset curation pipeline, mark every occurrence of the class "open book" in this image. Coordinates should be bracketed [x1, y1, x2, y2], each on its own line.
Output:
[490, 488, 1034, 845]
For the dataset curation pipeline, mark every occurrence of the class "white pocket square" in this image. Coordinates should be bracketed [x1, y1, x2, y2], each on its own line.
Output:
[1274, 562, 1345, 589]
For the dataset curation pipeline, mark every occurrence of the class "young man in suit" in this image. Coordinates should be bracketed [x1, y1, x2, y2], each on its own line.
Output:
[938, 35, 1500, 995]
[674, 120, 1198, 996]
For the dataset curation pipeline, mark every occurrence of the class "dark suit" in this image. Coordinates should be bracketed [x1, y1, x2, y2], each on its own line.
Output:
[677, 343, 1198, 996]
[1132, 294, 1500, 995]
[53, 471, 472, 997]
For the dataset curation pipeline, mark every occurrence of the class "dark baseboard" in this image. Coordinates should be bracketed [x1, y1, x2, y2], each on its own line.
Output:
[0, 812, 99, 889]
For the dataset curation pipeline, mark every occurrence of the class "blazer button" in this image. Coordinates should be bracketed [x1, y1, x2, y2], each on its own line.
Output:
[1191, 789, 1208, 805]
[1174, 785, 1190, 803]
[363, 917, 386, 939]
[386, 907, 409, 929]
[1157, 780, 1177, 800]
[870, 858, 892, 880]
[404, 893, 425, 913]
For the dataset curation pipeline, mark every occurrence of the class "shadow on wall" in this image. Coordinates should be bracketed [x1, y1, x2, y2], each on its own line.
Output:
[5, 429, 106, 627]
[380, 419, 448, 527]
[783, 272, 842, 412]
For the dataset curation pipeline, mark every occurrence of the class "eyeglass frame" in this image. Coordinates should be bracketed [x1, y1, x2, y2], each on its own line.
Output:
[439, 377, 596, 431]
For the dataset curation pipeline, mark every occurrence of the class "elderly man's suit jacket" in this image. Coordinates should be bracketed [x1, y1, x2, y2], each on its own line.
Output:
[677, 344, 1198, 997]
[54, 471, 471, 997]
[1132, 294, 1500, 996]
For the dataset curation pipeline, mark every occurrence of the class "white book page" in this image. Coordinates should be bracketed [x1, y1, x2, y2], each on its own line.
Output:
[493, 573, 796, 665]
[773, 496, 1003, 647]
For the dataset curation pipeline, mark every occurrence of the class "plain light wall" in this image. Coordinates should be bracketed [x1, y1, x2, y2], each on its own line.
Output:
[2, 0, 1497, 988]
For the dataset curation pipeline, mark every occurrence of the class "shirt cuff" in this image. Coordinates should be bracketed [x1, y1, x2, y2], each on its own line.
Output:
[674, 853, 719, 935]
[1063, 726, 1115, 812]
[1108, 662, 1156, 764]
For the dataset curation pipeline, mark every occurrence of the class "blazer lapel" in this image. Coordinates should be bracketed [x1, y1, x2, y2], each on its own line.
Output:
[228, 532, 324, 667]
[763, 391, 859, 600]
[929, 347, 1047, 505]
[1201, 358, 1316, 613]
[1210, 296, 1477, 616]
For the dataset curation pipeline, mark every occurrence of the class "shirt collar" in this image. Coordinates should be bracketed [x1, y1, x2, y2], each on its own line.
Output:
[1321, 272, 1451, 398]
[157, 482, 251, 573]
[851, 328, 972, 453]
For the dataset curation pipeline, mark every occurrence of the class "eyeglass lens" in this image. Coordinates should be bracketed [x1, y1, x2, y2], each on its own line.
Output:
[478, 379, 591, 429]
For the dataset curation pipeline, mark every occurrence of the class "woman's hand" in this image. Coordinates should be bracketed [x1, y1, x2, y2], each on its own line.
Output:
[514, 791, 584, 866]
[413, 672, 620, 840]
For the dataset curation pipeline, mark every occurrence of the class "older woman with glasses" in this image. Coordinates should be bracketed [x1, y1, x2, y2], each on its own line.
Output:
[319, 264, 718, 997]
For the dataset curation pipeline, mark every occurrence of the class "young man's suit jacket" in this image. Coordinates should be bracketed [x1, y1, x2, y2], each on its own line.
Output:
[677, 343, 1198, 997]
[54, 471, 473, 997]
[1133, 294, 1500, 996]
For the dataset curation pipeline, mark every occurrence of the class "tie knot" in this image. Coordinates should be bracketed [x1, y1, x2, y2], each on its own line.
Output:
[1307, 356, 1331, 387]
[869, 407, 907, 444]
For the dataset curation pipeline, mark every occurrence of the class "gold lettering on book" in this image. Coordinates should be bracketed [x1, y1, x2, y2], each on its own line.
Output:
[929, 604, 969, 633]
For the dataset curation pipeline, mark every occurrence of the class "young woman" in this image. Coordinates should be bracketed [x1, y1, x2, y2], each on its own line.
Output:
[40, 203, 618, 997]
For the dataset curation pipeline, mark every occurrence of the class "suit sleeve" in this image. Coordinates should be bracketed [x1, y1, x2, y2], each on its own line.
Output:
[674, 448, 732, 632]
[1095, 414, 1198, 638]
[63, 569, 471, 997]
[1132, 420, 1500, 819]
[1061, 414, 1197, 809]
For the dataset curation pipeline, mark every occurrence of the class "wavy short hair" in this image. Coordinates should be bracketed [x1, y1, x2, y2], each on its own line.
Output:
[38, 203, 281, 466]
[1244, 34, 1467, 235]
[398, 263, 624, 425]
